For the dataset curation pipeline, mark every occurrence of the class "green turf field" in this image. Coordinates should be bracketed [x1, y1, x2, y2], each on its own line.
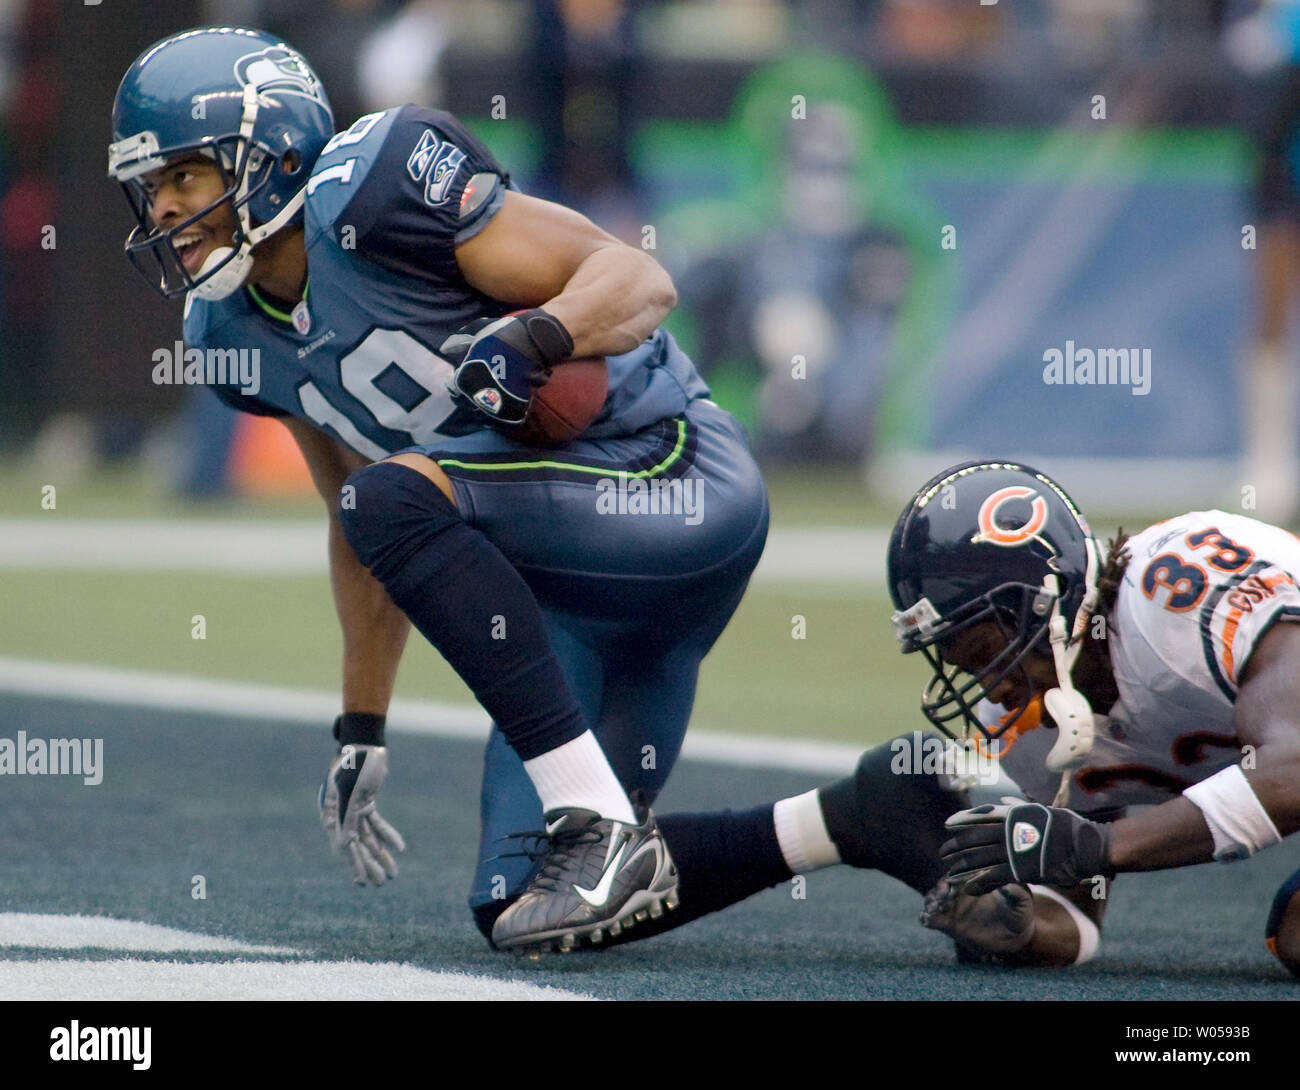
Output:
[14, 459, 1283, 1004]
[0, 458, 926, 747]
[1, 569, 909, 746]
[2, 693, 1297, 1000]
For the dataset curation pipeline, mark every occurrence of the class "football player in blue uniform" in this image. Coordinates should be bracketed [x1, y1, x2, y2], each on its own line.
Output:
[111, 29, 1300, 975]
[109, 26, 769, 952]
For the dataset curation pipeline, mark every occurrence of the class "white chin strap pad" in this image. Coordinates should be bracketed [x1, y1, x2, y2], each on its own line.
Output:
[1043, 686, 1096, 773]
[191, 245, 254, 301]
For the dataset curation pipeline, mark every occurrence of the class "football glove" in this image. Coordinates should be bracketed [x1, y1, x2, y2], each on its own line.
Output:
[442, 309, 574, 426]
[920, 876, 1036, 956]
[318, 741, 406, 886]
[940, 801, 1113, 896]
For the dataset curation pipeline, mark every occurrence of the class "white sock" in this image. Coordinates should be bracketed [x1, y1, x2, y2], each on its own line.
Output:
[773, 789, 842, 874]
[522, 731, 636, 823]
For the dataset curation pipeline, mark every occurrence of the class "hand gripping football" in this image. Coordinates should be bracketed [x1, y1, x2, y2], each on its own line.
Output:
[516, 356, 608, 446]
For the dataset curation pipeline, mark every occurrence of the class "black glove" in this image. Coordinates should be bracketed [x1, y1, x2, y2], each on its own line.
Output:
[940, 801, 1114, 896]
[442, 309, 574, 425]
[920, 876, 1036, 957]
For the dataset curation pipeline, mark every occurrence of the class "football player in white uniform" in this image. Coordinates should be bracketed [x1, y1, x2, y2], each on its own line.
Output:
[889, 461, 1300, 976]
[506, 459, 1300, 974]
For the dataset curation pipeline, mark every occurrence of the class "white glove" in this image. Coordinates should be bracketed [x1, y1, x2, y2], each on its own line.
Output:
[318, 744, 406, 885]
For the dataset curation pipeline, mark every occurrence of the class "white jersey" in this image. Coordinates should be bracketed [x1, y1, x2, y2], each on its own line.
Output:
[991, 511, 1300, 813]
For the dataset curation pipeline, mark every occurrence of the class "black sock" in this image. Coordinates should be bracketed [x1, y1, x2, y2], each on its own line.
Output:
[339, 461, 586, 760]
[818, 740, 967, 895]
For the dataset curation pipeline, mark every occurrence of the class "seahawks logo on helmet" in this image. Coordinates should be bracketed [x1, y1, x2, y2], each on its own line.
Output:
[234, 45, 326, 106]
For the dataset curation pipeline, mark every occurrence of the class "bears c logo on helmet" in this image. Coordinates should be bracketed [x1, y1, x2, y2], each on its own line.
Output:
[973, 486, 1048, 547]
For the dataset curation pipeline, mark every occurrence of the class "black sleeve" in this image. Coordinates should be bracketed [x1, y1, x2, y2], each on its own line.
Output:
[335, 106, 510, 285]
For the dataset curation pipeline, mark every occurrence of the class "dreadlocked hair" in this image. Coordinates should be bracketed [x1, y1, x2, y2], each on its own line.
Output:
[1089, 530, 1131, 641]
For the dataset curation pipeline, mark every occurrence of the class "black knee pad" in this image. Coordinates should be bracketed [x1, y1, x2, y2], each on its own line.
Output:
[820, 732, 970, 894]
[337, 461, 462, 582]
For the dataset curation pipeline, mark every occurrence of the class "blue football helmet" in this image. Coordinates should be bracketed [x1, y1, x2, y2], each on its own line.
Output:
[108, 26, 334, 300]
[887, 461, 1103, 750]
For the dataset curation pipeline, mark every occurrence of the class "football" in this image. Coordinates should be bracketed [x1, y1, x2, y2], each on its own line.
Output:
[517, 356, 609, 446]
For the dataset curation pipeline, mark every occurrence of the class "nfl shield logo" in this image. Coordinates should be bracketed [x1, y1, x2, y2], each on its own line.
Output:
[1012, 821, 1040, 853]
[473, 388, 502, 414]
[292, 300, 311, 335]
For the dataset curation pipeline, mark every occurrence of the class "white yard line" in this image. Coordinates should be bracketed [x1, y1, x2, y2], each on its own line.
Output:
[0, 914, 593, 1000]
[0, 958, 593, 1001]
[0, 657, 863, 775]
[0, 518, 887, 584]
[0, 913, 295, 955]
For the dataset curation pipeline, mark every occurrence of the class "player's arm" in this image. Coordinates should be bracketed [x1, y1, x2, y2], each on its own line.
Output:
[281, 416, 411, 716]
[1108, 620, 1300, 870]
[945, 623, 1300, 896]
[923, 874, 1107, 966]
[284, 416, 409, 885]
[453, 190, 676, 358]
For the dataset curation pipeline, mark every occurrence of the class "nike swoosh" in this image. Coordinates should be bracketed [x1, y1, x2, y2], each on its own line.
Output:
[545, 816, 567, 836]
[620, 838, 663, 874]
[574, 837, 630, 907]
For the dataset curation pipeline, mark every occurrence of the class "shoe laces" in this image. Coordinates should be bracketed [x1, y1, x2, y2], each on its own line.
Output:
[486, 822, 604, 892]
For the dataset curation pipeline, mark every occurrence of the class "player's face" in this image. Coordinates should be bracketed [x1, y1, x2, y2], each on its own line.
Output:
[137, 156, 237, 276]
[938, 621, 1057, 712]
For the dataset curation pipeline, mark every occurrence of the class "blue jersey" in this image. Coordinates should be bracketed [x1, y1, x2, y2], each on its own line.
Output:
[183, 105, 709, 459]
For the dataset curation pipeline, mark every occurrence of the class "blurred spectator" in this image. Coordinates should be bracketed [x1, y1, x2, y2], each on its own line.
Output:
[1225, 0, 1300, 522]
[667, 53, 930, 467]
[0, 0, 57, 453]
[524, 0, 645, 235]
[679, 104, 909, 463]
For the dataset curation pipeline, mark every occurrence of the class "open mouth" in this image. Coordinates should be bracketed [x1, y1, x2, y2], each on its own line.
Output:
[172, 230, 207, 274]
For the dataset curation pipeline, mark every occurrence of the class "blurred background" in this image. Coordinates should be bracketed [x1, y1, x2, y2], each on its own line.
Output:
[2, 0, 1300, 745]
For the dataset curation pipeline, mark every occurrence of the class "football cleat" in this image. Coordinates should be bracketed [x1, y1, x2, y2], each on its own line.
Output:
[491, 806, 679, 953]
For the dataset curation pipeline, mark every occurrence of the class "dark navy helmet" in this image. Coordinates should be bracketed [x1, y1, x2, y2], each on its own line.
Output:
[887, 460, 1102, 742]
[108, 26, 334, 300]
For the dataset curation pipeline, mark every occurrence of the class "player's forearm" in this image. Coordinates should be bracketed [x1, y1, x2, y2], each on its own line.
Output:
[1108, 796, 1215, 870]
[1109, 748, 1300, 871]
[329, 515, 410, 715]
[543, 244, 676, 358]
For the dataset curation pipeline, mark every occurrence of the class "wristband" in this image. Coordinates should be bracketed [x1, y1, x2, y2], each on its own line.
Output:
[515, 308, 574, 367]
[1029, 884, 1101, 964]
[333, 712, 386, 748]
[1183, 764, 1281, 862]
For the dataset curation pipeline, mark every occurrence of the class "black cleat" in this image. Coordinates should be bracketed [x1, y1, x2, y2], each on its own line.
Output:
[491, 806, 679, 953]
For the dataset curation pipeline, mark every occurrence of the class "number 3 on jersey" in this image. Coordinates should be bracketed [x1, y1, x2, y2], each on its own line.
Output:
[1141, 526, 1255, 613]
[297, 328, 458, 459]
